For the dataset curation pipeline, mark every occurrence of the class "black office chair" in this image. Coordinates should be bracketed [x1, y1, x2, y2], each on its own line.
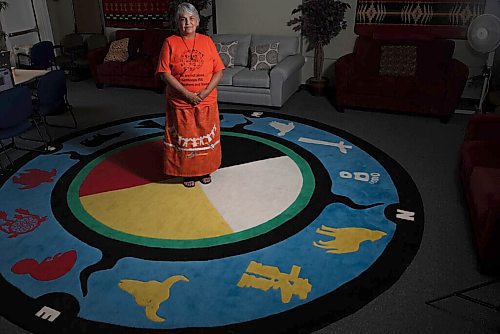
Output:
[33, 69, 76, 141]
[17, 41, 56, 70]
[0, 86, 48, 171]
[85, 34, 108, 52]
[55, 33, 85, 80]
[70, 34, 108, 81]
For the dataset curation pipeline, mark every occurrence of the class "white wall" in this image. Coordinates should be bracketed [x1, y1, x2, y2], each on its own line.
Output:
[45, 0, 75, 45]
[215, 0, 301, 35]
[33, 0, 54, 42]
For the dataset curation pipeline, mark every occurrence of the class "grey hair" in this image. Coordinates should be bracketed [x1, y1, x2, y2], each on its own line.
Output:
[175, 2, 200, 25]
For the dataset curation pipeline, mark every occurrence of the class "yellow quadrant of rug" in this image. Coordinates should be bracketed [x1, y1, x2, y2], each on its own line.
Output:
[79, 182, 233, 239]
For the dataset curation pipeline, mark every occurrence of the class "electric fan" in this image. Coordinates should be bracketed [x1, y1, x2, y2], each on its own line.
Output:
[467, 13, 500, 112]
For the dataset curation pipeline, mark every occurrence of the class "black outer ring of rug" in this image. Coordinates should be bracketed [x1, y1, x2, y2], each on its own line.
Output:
[0, 110, 424, 334]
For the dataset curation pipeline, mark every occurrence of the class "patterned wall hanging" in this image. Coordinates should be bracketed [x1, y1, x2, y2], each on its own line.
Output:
[355, 0, 486, 39]
[102, 0, 170, 29]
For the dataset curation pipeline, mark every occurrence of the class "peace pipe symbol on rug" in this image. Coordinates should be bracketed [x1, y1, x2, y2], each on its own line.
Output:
[0, 110, 423, 333]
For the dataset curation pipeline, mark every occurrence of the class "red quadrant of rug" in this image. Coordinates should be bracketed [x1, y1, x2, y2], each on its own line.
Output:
[79, 140, 167, 196]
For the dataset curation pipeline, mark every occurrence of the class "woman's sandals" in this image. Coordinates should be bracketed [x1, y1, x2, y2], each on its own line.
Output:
[182, 175, 211, 188]
[200, 174, 212, 185]
[182, 177, 196, 188]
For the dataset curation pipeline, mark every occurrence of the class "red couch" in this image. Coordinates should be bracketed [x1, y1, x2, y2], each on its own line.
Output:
[335, 33, 469, 122]
[459, 113, 500, 273]
[88, 29, 170, 90]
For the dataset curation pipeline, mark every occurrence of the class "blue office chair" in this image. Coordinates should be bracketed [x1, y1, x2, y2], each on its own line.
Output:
[17, 41, 56, 70]
[33, 69, 76, 141]
[0, 86, 48, 171]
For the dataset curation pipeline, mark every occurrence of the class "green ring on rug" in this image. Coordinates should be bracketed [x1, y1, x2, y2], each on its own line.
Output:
[67, 131, 315, 248]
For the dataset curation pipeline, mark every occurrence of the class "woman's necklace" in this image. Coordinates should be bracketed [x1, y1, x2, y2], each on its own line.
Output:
[181, 33, 196, 60]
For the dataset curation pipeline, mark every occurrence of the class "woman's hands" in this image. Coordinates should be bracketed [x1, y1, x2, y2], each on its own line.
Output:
[187, 71, 222, 105]
[185, 91, 203, 105]
[160, 71, 222, 106]
[185, 89, 209, 105]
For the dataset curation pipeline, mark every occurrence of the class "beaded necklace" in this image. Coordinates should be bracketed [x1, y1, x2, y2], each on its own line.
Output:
[181, 33, 196, 60]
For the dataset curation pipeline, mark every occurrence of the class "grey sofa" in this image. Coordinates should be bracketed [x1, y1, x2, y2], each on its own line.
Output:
[211, 34, 305, 108]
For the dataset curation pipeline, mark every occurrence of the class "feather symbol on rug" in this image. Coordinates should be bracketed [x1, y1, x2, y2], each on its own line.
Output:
[118, 275, 189, 322]
[270, 121, 295, 136]
[313, 225, 387, 254]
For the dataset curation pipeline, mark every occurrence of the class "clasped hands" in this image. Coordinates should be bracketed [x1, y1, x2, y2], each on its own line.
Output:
[185, 90, 207, 105]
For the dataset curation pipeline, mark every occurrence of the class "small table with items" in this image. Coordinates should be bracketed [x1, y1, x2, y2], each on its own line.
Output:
[12, 68, 49, 86]
[0, 67, 49, 92]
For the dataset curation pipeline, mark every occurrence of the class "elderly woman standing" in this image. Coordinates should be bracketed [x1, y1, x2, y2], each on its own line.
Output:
[157, 2, 225, 188]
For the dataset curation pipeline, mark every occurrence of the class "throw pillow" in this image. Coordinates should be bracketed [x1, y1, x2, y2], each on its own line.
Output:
[250, 42, 279, 71]
[379, 45, 417, 77]
[215, 41, 238, 68]
[104, 38, 129, 63]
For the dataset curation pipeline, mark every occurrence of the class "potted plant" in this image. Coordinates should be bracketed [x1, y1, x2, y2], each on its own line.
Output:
[0, 0, 8, 51]
[288, 0, 350, 96]
[164, 0, 212, 34]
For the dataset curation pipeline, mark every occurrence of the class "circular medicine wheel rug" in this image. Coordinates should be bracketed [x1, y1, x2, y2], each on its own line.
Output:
[0, 110, 423, 333]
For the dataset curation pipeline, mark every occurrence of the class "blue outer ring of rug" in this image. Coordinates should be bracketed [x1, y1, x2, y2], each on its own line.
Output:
[0, 110, 424, 333]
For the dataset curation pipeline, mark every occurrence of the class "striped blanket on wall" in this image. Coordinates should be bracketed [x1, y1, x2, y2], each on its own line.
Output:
[355, 0, 486, 39]
[102, 0, 169, 28]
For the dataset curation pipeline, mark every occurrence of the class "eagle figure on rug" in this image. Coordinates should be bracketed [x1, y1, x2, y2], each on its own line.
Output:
[270, 121, 295, 136]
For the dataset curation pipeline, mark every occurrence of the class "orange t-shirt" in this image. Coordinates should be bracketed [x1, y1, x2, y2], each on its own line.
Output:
[156, 34, 225, 107]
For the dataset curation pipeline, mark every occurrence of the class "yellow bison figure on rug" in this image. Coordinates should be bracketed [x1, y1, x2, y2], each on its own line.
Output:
[119, 275, 189, 322]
